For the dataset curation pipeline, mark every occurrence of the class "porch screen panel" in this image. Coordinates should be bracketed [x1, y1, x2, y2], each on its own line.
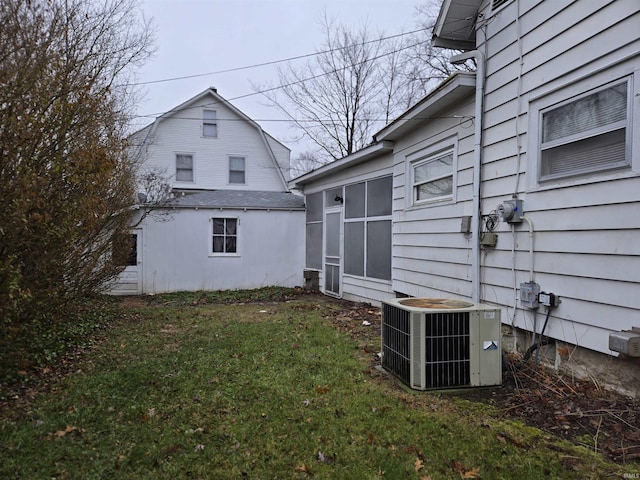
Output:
[306, 223, 322, 269]
[345, 182, 365, 218]
[367, 176, 392, 216]
[344, 221, 364, 276]
[305, 192, 323, 269]
[366, 220, 391, 280]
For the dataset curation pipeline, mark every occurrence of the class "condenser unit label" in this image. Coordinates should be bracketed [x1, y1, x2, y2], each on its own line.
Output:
[483, 341, 498, 351]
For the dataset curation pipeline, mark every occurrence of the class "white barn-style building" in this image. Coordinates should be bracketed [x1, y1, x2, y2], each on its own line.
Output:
[110, 88, 305, 294]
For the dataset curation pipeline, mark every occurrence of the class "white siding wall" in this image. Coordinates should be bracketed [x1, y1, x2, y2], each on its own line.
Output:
[142, 95, 287, 192]
[475, 0, 640, 354]
[391, 96, 476, 300]
[139, 208, 305, 292]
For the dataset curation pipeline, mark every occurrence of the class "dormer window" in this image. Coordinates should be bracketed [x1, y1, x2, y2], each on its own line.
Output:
[203, 110, 217, 137]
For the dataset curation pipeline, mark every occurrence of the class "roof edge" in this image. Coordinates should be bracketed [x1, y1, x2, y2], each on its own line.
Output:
[289, 141, 394, 188]
[374, 72, 476, 142]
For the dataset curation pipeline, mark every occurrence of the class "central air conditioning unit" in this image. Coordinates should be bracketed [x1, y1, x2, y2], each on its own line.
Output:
[381, 298, 502, 390]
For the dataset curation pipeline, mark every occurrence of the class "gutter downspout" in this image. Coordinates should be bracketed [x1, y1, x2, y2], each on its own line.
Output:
[450, 51, 485, 304]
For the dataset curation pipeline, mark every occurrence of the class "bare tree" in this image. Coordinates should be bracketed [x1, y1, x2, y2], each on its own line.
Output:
[290, 151, 326, 179]
[259, 5, 474, 166]
[403, 2, 476, 89]
[0, 0, 155, 325]
[260, 15, 428, 162]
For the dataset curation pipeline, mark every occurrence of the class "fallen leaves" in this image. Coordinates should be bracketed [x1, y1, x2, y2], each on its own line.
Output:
[48, 425, 82, 440]
[295, 463, 312, 475]
[445, 459, 481, 479]
[315, 384, 330, 394]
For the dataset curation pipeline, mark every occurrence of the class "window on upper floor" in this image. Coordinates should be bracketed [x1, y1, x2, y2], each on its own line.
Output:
[539, 79, 630, 182]
[411, 149, 455, 204]
[203, 110, 217, 137]
[176, 154, 194, 182]
[229, 156, 246, 184]
[211, 217, 238, 254]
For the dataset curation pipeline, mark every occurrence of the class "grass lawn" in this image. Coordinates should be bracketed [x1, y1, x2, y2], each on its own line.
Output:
[0, 290, 633, 479]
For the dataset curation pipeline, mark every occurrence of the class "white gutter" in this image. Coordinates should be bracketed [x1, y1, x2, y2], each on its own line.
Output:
[450, 51, 485, 304]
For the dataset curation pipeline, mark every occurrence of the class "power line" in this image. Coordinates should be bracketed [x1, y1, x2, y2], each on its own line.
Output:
[133, 36, 434, 121]
[126, 27, 425, 88]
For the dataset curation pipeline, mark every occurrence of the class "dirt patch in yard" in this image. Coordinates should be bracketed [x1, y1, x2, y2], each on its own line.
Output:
[325, 300, 640, 466]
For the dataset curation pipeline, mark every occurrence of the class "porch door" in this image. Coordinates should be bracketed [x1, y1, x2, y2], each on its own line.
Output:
[324, 208, 342, 297]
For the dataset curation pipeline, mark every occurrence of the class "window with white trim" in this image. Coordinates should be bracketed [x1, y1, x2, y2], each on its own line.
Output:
[176, 154, 194, 182]
[412, 149, 454, 204]
[203, 110, 217, 137]
[211, 217, 238, 254]
[343, 176, 392, 281]
[229, 156, 246, 184]
[539, 79, 630, 181]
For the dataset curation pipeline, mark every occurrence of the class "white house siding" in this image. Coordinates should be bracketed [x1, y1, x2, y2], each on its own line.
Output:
[138, 207, 305, 293]
[473, 0, 640, 355]
[141, 94, 287, 192]
[294, 151, 395, 305]
[390, 95, 477, 301]
[265, 133, 291, 180]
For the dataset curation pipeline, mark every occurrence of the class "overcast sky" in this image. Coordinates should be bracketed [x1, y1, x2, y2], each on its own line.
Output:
[134, 0, 426, 158]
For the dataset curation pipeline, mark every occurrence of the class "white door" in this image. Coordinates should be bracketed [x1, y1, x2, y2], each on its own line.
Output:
[324, 209, 342, 297]
[112, 229, 143, 295]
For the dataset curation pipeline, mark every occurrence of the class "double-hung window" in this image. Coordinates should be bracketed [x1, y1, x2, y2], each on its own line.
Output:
[203, 110, 217, 137]
[176, 154, 194, 182]
[412, 149, 454, 204]
[211, 217, 237, 254]
[229, 156, 246, 184]
[539, 79, 630, 181]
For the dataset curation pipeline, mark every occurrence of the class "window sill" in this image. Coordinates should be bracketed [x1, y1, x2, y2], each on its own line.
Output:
[528, 169, 639, 193]
[407, 197, 455, 210]
[208, 253, 241, 258]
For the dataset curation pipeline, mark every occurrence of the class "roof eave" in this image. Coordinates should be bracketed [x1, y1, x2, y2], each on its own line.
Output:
[289, 141, 394, 188]
[374, 73, 476, 142]
[432, 0, 482, 52]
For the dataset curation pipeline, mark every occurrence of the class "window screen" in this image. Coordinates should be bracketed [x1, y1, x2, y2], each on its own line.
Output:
[306, 192, 323, 222]
[342, 175, 392, 281]
[305, 192, 323, 269]
[305, 223, 322, 269]
[345, 182, 365, 219]
[344, 221, 364, 276]
[325, 187, 343, 207]
[366, 220, 391, 280]
[367, 176, 392, 216]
